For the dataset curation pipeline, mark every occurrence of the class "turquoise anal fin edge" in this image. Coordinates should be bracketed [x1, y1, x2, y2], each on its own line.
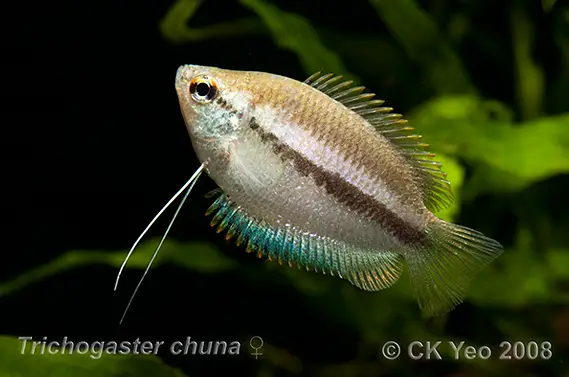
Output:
[204, 190, 405, 291]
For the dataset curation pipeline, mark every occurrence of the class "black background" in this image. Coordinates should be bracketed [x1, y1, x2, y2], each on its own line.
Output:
[1, 0, 566, 376]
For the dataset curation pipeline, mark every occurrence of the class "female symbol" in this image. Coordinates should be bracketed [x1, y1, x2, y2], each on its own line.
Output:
[249, 336, 264, 359]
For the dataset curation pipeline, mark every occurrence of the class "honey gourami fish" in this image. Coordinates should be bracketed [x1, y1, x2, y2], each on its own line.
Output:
[115, 65, 503, 322]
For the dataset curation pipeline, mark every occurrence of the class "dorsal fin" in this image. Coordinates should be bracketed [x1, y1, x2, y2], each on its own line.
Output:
[304, 72, 453, 212]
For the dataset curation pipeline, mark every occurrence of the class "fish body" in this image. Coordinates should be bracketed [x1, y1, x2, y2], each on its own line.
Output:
[175, 65, 503, 316]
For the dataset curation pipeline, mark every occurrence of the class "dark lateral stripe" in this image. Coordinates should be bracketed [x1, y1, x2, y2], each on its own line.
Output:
[248, 117, 427, 246]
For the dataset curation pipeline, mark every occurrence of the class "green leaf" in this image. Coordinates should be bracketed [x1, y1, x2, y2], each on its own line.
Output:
[469, 247, 569, 308]
[548, 7, 569, 113]
[511, 2, 545, 120]
[368, 0, 476, 95]
[546, 249, 569, 282]
[0, 335, 187, 377]
[0, 239, 237, 296]
[318, 30, 428, 108]
[318, 32, 404, 81]
[467, 228, 569, 308]
[468, 247, 548, 307]
[159, 0, 263, 43]
[542, 0, 558, 12]
[239, 0, 357, 82]
[408, 96, 569, 196]
[429, 153, 464, 222]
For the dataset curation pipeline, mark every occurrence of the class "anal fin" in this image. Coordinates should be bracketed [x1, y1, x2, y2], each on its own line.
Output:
[347, 251, 405, 291]
[205, 191, 405, 291]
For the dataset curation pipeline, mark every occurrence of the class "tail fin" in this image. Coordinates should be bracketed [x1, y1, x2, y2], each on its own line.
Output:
[406, 219, 504, 317]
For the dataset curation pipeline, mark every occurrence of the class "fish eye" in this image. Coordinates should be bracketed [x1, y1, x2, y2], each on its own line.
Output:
[189, 75, 218, 103]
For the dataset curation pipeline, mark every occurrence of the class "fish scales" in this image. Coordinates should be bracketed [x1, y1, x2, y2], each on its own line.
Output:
[255, 97, 421, 248]
[247, 73, 429, 226]
[223, 72, 426, 245]
[180, 71, 418, 251]
[174, 65, 504, 317]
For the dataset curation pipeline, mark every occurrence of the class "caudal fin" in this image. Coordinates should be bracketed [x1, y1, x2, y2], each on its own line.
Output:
[406, 219, 504, 317]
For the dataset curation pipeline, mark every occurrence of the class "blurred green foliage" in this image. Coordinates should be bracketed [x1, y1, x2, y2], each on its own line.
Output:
[0, 336, 187, 377]
[370, 0, 477, 95]
[409, 96, 569, 197]
[0, 239, 236, 298]
[4, 0, 569, 376]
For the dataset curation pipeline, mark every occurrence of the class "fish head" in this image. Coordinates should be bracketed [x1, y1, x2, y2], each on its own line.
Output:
[175, 65, 253, 159]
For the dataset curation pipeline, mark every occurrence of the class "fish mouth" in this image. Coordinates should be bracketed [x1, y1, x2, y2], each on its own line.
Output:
[175, 65, 185, 84]
[175, 64, 216, 137]
[175, 66, 197, 133]
[175, 65, 190, 91]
